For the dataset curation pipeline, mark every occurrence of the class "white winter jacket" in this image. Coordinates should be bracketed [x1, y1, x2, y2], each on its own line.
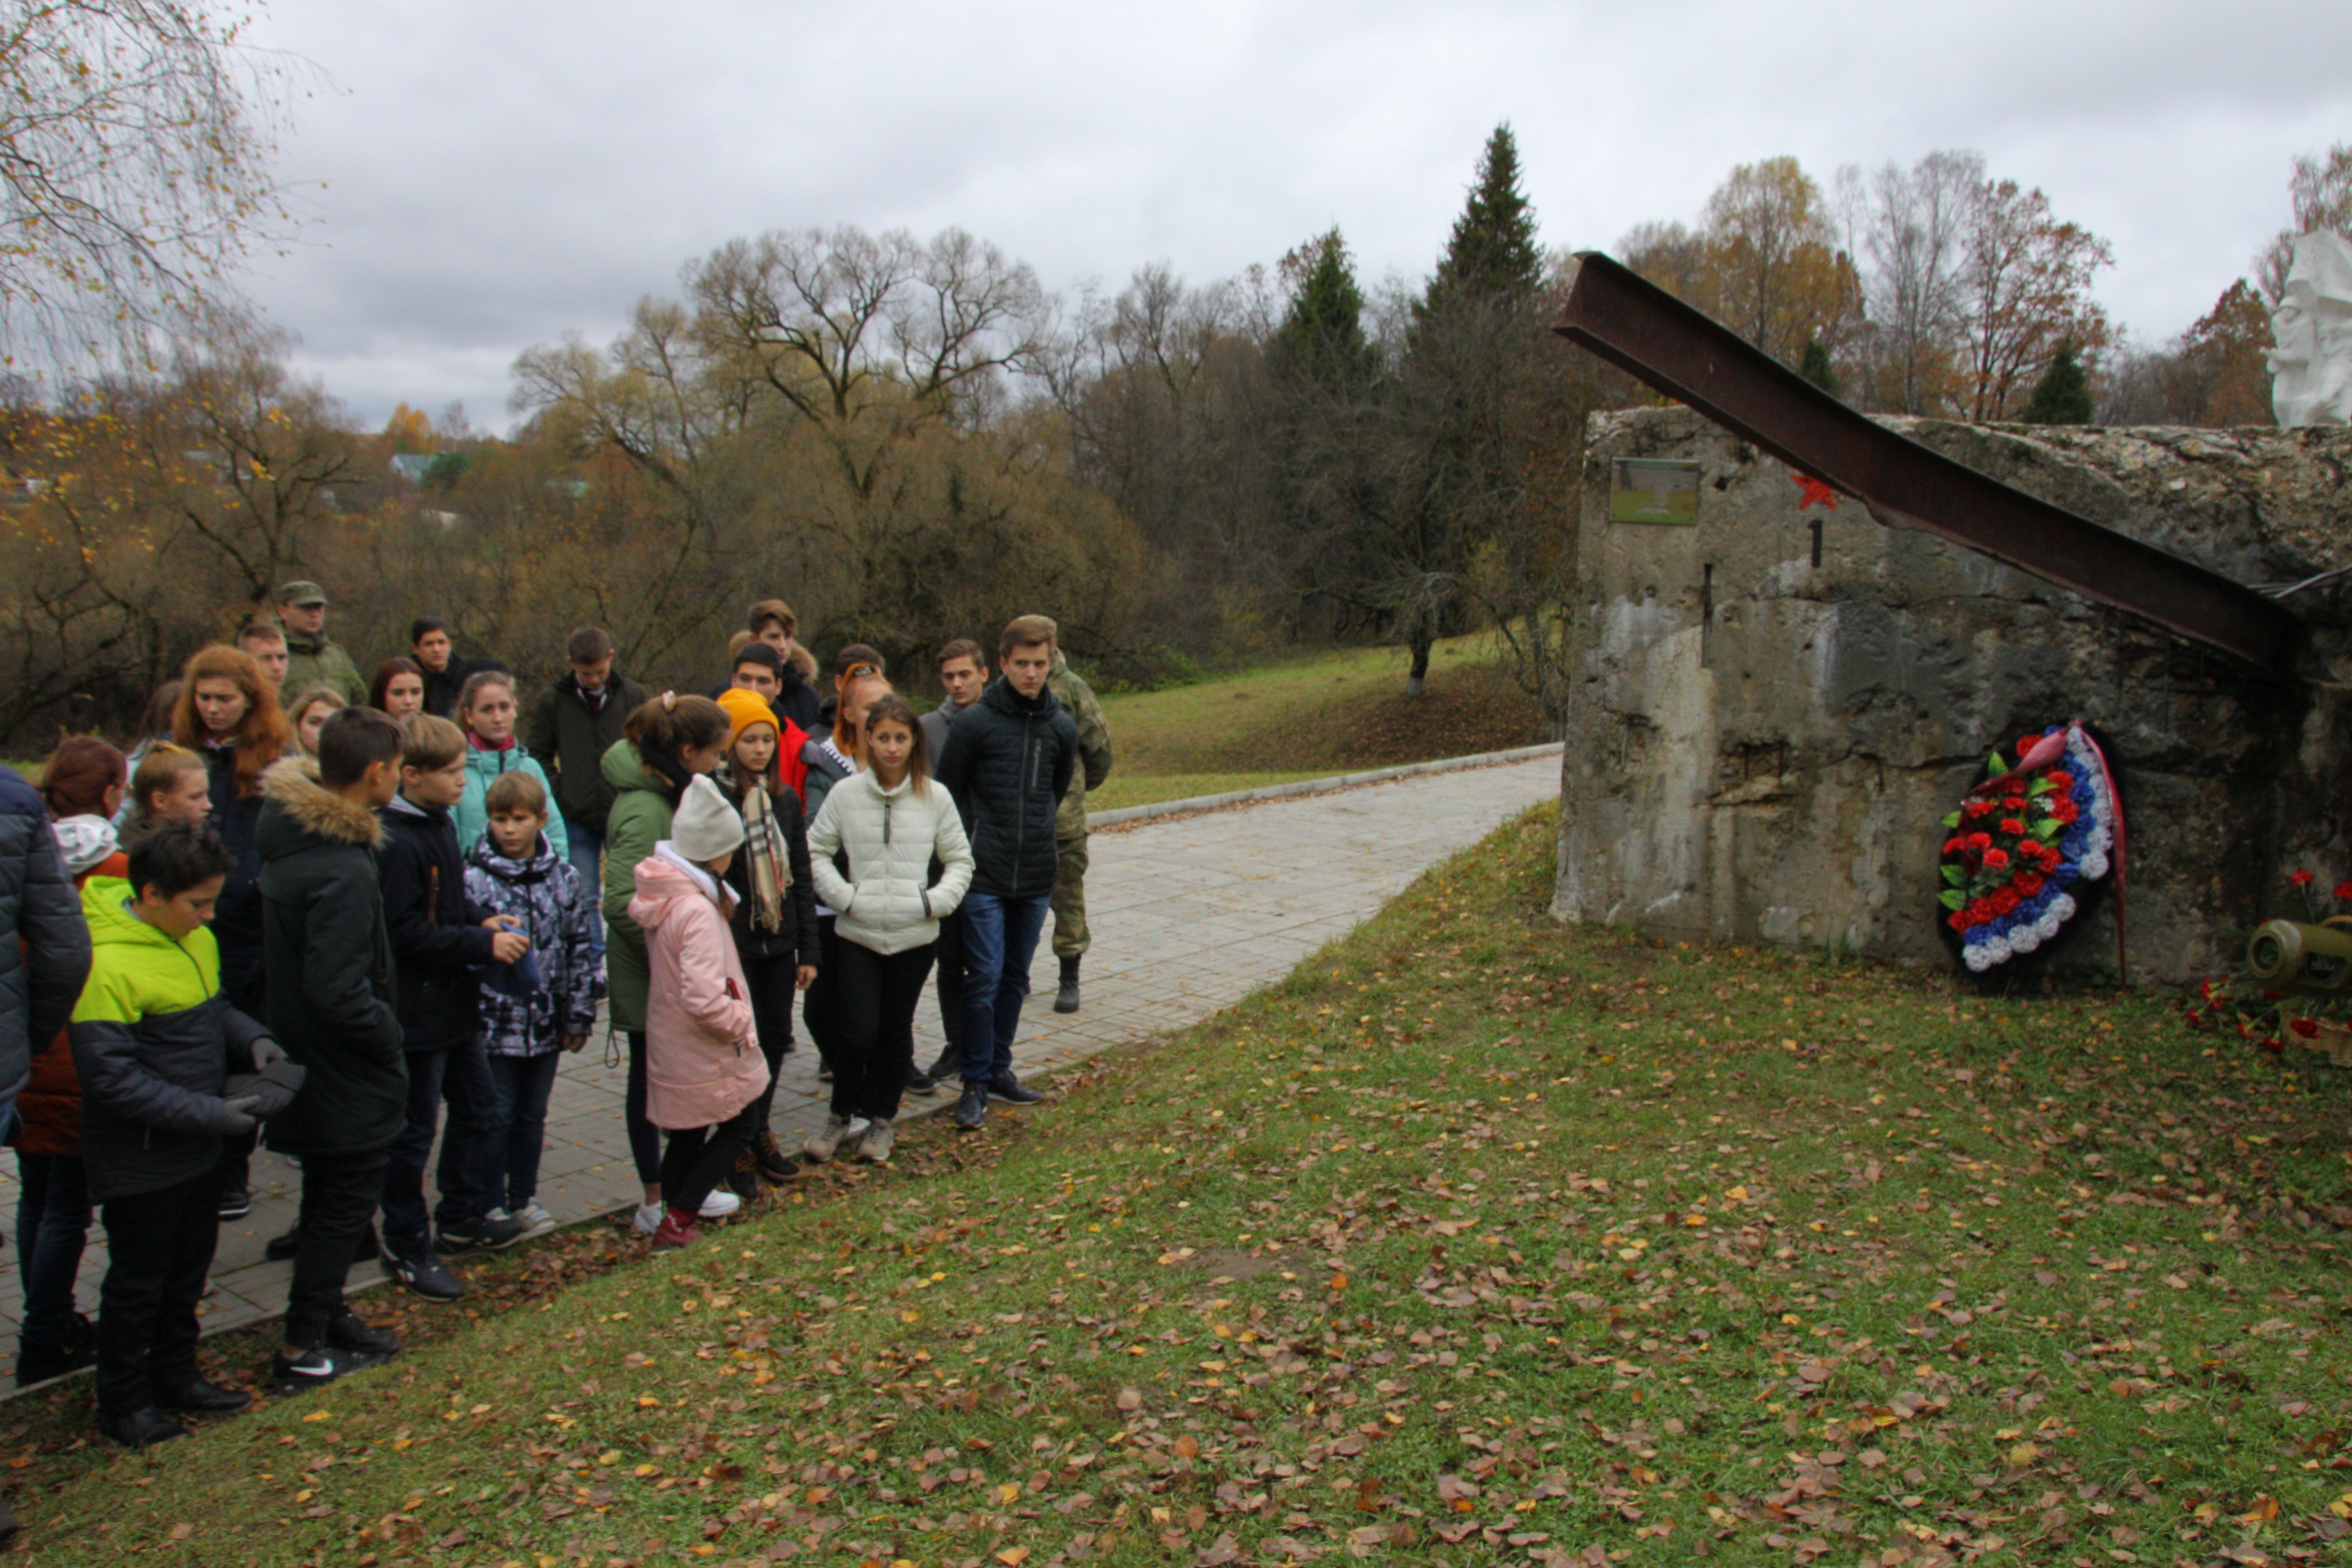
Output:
[808, 771, 975, 955]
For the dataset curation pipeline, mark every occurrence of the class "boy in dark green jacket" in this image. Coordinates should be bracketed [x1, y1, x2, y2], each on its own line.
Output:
[258, 708, 406, 1390]
[72, 823, 284, 1447]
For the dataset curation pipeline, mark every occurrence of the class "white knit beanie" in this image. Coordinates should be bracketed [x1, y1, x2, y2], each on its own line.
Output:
[669, 774, 745, 864]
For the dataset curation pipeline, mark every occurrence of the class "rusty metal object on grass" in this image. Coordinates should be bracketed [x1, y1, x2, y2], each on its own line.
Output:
[1552, 252, 2299, 679]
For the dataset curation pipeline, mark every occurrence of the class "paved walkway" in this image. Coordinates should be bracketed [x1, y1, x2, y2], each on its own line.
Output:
[0, 753, 1560, 1381]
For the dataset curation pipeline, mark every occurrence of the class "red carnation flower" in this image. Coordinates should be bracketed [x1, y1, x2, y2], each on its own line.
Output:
[2336, 882, 2352, 901]
[2002, 795, 2027, 812]
[1999, 818, 2025, 835]
[1983, 848, 2010, 871]
[2017, 735, 2044, 757]
[1964, 799, 1994, 820]
[2043, 771, 2071, 791]
[2291, 1017, 2321, 1038]
[1968, 832, 1992, 853]
[2291, 869, 2317, 887]
[2050, 799, 2079, 824]
[2015, 871, 2045, 895]
[1948, 911, 1969, 931]
[1991, 887, 2022, 915]
[1943, 836, 1966, 856]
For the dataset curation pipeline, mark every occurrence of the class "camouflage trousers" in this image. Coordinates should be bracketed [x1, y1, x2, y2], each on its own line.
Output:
[1051, 831, 1090, 959]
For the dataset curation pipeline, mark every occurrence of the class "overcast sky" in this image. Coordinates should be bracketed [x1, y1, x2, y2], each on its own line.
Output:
[240, 0, 2352, 430]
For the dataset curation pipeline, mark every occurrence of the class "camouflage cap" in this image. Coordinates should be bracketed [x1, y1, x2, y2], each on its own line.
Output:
[275, 579, 328, 606]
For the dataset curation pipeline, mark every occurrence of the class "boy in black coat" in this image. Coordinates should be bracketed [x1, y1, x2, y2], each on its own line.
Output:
[932, 617, 1078, 1131]
[376, 715, 530, 1302]
[258, 711, 406, 1389]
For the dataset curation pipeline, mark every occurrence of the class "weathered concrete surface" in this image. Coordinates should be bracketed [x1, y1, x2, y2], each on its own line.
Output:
[1555, 408, 2352, 983]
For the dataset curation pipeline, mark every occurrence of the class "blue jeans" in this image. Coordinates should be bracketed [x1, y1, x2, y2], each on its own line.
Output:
[486, 1051, 563, 1213]
[566, 825, 606, 967]
[381, 1040, 499, 1248]
[14, 1151, 90, 1350]
[956, 892, 1051, 1084]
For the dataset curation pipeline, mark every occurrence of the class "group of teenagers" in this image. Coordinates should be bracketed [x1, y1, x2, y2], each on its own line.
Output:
[0, 580, 1112, 1460]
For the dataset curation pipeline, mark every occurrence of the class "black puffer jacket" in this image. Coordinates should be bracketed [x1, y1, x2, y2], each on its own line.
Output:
[933, 678, 1078, 900]
[378, 794, 497, 1054]
[525, 670, 650, 836]
[0, 764, 91, 1108]
[724, 784, 821, 964]
[256, 758, 406, 1155]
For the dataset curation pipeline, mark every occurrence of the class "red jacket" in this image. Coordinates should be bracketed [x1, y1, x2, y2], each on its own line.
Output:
[12, 849, 128, 1157]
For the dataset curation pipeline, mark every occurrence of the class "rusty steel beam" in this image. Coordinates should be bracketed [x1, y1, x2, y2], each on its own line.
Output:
[1553, 251, 2299, 679]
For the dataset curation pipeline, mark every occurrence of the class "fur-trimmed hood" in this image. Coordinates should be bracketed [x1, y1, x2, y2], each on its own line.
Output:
[257, 755, 384, 853]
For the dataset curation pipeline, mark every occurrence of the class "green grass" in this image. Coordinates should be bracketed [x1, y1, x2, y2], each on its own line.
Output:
[1085, 771, 1333, 814]
[15, 803, 2352, 1567]
[1084, 636, 1546, 815]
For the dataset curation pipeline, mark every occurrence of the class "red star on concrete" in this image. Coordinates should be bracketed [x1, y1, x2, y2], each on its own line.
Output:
[1792, 473, 1839, 510]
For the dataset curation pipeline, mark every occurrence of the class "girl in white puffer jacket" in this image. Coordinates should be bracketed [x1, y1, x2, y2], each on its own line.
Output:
[804, 694, 974, 1164]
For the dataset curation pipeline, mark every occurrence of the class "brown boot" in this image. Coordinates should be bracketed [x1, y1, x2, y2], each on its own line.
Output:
[752, 1128, 796, 1182]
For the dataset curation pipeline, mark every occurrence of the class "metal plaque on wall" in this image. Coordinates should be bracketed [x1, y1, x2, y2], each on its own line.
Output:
[1610, 458, 1701, 525]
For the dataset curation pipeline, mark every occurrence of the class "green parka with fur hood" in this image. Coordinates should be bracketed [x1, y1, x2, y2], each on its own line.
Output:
[599, 738, 685, 1034]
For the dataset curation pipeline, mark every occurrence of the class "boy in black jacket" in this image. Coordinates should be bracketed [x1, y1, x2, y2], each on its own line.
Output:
[259, 710, 406, 1390]
[377, 714, 530, 1301]
[932, 617, 1078, 1132]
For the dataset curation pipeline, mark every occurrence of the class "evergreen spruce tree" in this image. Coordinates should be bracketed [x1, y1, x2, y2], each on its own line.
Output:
[2023, 341, 2094, 425]
[1270, 229, 1373, 392]
[1423, 122, 1544, 312]
[1799, 337, 1840, 399]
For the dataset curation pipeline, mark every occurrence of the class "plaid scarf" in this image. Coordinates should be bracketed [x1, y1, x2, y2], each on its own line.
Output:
[740, 782, 790, 932]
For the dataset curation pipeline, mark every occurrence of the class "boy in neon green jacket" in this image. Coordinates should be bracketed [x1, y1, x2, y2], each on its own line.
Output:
[71, 822, 288, 1447]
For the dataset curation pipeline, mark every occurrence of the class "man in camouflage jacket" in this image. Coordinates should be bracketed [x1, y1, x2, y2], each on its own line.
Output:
[1033, 618, 1112, 1014]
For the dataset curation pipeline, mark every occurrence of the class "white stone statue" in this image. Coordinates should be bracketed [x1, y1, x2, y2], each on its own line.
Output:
[2269, 229, 2352, 428]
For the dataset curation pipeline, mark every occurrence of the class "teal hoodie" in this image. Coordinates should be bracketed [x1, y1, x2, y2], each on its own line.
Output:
[453, 741, 568, 861]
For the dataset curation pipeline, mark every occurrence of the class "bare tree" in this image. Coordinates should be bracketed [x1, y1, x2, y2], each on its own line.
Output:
[1855, 149, 1983, 414]
[0, 0, 299, 367]
[2256, 142, 2352, 302]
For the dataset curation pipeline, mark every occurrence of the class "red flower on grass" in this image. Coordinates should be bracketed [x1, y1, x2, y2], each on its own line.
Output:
[2291, 870, 2317, 887]
[2336, 882, 2352, 901]
[2290, 1018, 2321, 1038]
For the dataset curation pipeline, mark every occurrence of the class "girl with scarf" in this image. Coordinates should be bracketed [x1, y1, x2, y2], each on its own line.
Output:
[713, 690, 818, 1186]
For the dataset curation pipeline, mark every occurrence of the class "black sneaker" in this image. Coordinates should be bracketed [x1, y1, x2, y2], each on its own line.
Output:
[387, 1240, 466, 1301]
[325, 1310, 399, 1359]
[151, 1372, 252, 1414]
[989, 1072, 1043, 1106]
[271, 1346, 350, 1392]
[904, 1062, 937, 1095]
[100, 1405, 187, 1448]
[926, 1046, 961, 1082]
[954, 1083, 987, 1130]
[217, 1184, 251, 1221]
[435, 1211, 531, 1257]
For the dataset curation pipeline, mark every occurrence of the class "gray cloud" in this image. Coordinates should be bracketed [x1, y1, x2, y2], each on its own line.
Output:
[243, 0, 2352, 427]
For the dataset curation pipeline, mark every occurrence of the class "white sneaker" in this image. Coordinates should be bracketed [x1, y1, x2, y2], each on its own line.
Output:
[505, 1203, 556, 1239]
[632, 1202, 663, 1236]
[846, 1116, 871, 1140]
[698, 1189, 741, 1220]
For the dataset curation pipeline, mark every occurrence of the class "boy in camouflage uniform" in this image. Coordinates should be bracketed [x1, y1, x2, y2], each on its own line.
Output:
[1031, 618, 1113, 1013]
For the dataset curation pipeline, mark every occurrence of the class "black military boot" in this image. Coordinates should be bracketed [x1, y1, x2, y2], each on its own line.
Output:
[1054, 955, 1081, 1014]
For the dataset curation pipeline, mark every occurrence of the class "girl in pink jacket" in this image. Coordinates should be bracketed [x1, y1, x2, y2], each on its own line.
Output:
[626, 776, 768, 1251]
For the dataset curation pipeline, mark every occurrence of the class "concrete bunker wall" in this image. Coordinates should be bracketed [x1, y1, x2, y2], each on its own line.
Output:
[1554, 408, 2352, 983]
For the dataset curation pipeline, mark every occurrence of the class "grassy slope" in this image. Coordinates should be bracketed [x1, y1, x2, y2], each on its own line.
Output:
[17, 804, 2352, 1567]
[1083, 638, 1546, 813]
